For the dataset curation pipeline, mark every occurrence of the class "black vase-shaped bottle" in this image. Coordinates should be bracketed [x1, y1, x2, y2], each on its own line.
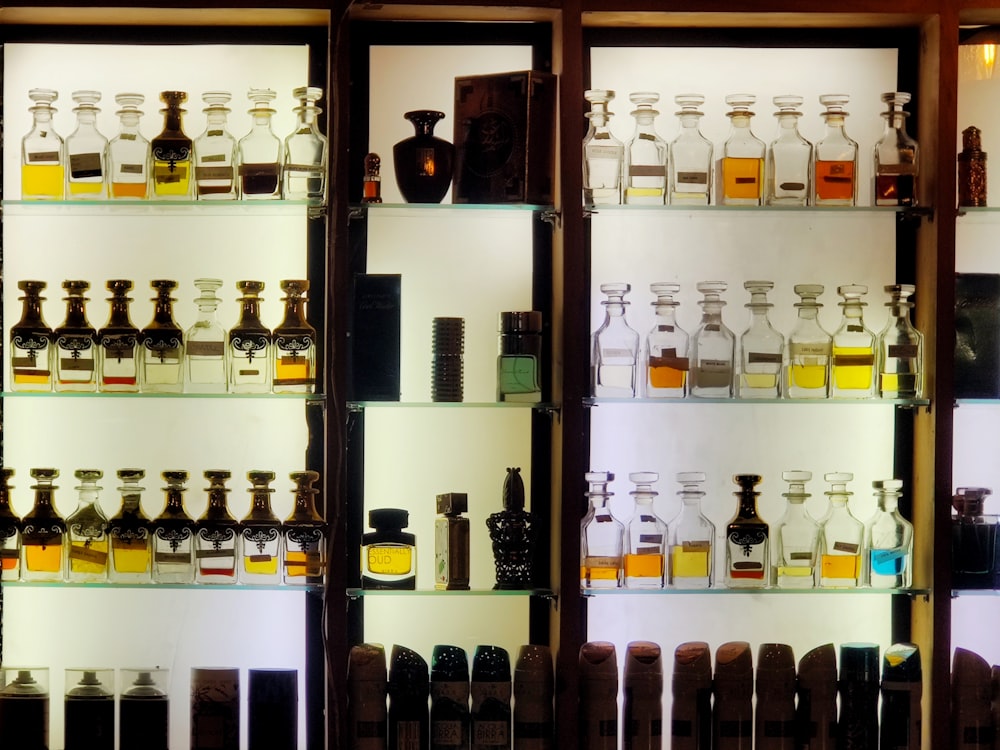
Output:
[393, 110, 454, 203]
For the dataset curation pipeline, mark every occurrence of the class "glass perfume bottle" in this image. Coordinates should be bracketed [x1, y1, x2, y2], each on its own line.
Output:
[362, 508, 417, 590]
[785, 284, 832, 399]
[239, 470, 282, 585]
[98, 279, 140, 392]
[766, 95, 812, 206]
[724, 474, 769, 588]
[738, 280, 784, 398]
[21, 88, 65, 200]
[108, 93, 150, 199]
[818, 472, 864, 588]
[20, 468, 66, 582]
[866, 479, 914, 589]
[272, 279, 317, 393]
[582, 89, 623, 206]
[591, 283, 639, 398]
[874, 92, 919, 207]
[65, 469, 109, 583]
[721, 94, 766, 206]
[668, 472, 715, 589]
[814, 94, 858, 206]
[229, 280, 272, 393]
[668, 94, 713, 205]
[140, 280, 184, 393]
[151, 91, 193, 199]
[623, 472, 667, 589]
[107, 468, 151, 584]
[645, 282, 689, 398]
[486, 467, 537, 590]
[184, 278, 227, 393]
[193, 91, 237, 200]
[362, 152, 383, 204]
[878, 284, 923, 399]
[580, 470, 624, 589]
[435, 493, 470, 591]
[54, 280, 98, 392]
[623, 91, 667, 205]
[65, 90, 108, 198]
[772, 470, 820, 588]
[689, 281, 736, 398]
[238, 88, 282, 199]
[283, 86, 328, 201]
[151, 470, 196, 584]
[194, 470, 239, 584]
[832, 284, 876, 399]
[951, 486, 998, 589]
[0, 469, 21, 582]
[10, 280, 54, 392]
[283, 470, 326, 585]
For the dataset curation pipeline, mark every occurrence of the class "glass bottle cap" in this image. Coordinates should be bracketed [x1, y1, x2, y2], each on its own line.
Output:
[162, 470, 188, 486]
[733, 474, 762, 489]
[819, 94, 850, 113]
[782, 470, 811, 500]
[151, 279, 178, 293]
[1, 467, 13, 484]
[280, 279, 310, 297]
[585, 471, 614, 496]
[62, 279, 90, 297]
[117, 468, 145, 481]
[954, 487, 992, 515]
[159, 91, 188, 111]
[585, 89, 615, 104]
[71, 90, 101, 109]
[793, 284, 824, 307]
[837, 284, 868, 302]
[193, 278, 223, 296]
[772, 94, 803, 114]
[247, 87, 277, 112]
[18, 279, 48, 294]
[237, 280, 266, 297]
[881, 91, 912, 107]
[675, 94, 705, 113]
[744, 280, 774, 307]
[115, 92, 144, 110]
[106, 279, 134, 297]
[293, 86, 324, 105]
[28, 88, 58, 106]
[629, 471, 659, 498]
[204, 469, 232, 484]
[650, 282, 680, 307]
[202, 90, 232, 109]
[369, 507, 409, 529]
[248, 470, 276, 487]
[30, 467, 59, 483]
[499, 311, 542, 333]
[75, 468, 103, 483]
[884, 284, 916, 305]
[697, 280, 727, 297]
[725, 94, 755, 113]
[676, 472, 706, 497]
[873, 478, 902, 492]
[824, 472, 853, 497]
[629, 91, 659, 107]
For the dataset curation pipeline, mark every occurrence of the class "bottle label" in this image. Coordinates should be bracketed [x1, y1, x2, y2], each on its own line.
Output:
[366, 545, 413, 575]
[155, 551, 191, 564]
[60, 355, 95, 371]
[637, 535, 663, 546]
[186, 340, 225, 357]
[196, 547, 235, 559]
[395, 720, 423, 750]
[872, 548, 906, 564]
[878, 163, 913, 175]
[699, 358, 730, 371]
[790, 342, 830, 357]
[888, 344, 918, 359]
[585, 555, 622, 568]
[748, 352, 782, 364]
[833, 353, 874, 367]
[657, 325, 674, 332]
[473, 720, 509, 746]
[676, 171, 708, 184]
[432, 720, 465, 745]
[119, 133, 138, 142]
[69, 544, 109, 565]
[629, 164, 666, 177]
[69, 152, 104, 179]
[790, 551, 813, 561]
[28, 150, 61, 162]
[119, 163, 144, 174]
[472, 681, 511, 704]
[102, 334, 137, 358]
[196, 165, 234, 182]
[601, 347, 633, 359]
[833, 541, 860, 554]
[431, 681, 469, 703]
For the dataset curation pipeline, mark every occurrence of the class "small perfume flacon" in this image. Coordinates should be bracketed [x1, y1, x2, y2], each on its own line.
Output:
[497, 311, 543, 403]
[282, 471, 327, 585]
[184, 278, 228, 393]
[645, 283, 689, 398]
[65, 469, 109, 583]
[54, 280, 98, 392]
[64, 668, 115, 750]
[623, 91, 668, 205]
[580, 470, 624, 589]
[874, 92, 919, 207]
[362, 508, 417, 590]
[435, 492, 470, 591]
[193, 91, 237, 200]
[239, 470, 282, 585]
[878, 284, 923, 399]
[814, 94, 858, 206]
[958, 125, 988, 208]
[194, 470, 239, 584]
[724, 474, 768, 588]
[689, 281, 735, 399]
[65, 90, 109, 199]
[591, 283, 639, 398]
[108, 93, 151, 199]
[140, 280, 184, 393]
[237, 88, 282, 200]
[98, 280, 140, 393]
[21, 88, 65, 199]
[773, 470, 819, 588]
[785, 284, 832, 399]
[107, 469, 151, 584]
[721, 94, 765, 206]
[832, 284, 876, 399]
[283, 86, 329, 201]
[766, 95, 812, 206]
[486, 467, 537, 590]
[20, 468, 66, 582]
[951, 486, 998, 589]
[229, 280, 272, 394]
[151, 470, 196, 584]
[272, 279, 317, 394]
[623, 471, 667, 589]
[582, 89, 623, 206]
[865, 479, 913, 588]
[669, 94, 713, 205]
[362, 152, 383, 204]
[151, 91, 193, 200]
[738, 280, 783, 399]
[10, 280, 54, 392]
[668, 472, 714, 589]
[818, 472, 864, 588]
[0, 469, 21, 582]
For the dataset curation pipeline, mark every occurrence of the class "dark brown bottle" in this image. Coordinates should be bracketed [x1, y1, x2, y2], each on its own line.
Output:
[98, 279, 140, 392]
[393, 110, 454, 203]
[151, 90, 193, 198]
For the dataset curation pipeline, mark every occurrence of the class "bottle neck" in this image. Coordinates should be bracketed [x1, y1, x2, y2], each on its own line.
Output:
[152, 297, 178, 326]
[62, 299, 91, 328]
[106, 298, 136, 328]
[119, 492, 143, 513]
[32, 488, 56, 512]
[737, 493, 759, 519]
[796, 305, 820, 321]
[237, 299, 266, 328]
[163, 490, 187, 514]
[654, 305, 678, 324]
[278, 298, 308, 328]
[841, 304, 864, 321]
[118, 114, 141, 132]
[19, 296, 46, 325]
[195, 301, 221, 323]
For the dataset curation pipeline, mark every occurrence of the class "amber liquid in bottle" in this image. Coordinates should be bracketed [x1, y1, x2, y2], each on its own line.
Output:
[815, 161, 855, 201]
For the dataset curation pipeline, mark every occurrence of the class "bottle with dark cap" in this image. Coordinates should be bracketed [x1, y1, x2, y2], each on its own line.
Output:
[794, 643, 837, 750]
[670, 641, 711, 750]
[471, 646, 511, 750]
[755, 643, 796, 750]
[879, 643, 921, 750]
[837, 642, 879, 750]
[713, 641, 753, 750]
[389, 646, 429, 750]
[431, 646, 470, 750]
[579, 642, 618, 750]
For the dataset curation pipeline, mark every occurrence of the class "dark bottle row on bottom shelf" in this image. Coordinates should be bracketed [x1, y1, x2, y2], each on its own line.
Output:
[0, 665, 298, 750]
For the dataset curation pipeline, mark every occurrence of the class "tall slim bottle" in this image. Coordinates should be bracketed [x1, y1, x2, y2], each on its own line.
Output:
[193, 91, 237, 200]
[785, 284, 832, 399]
[580, 470, 624, 589]
[880, 643, 921, 750]
[724, 474, 769, 588]
[755, 644, 796, 750]
[20, 468, 66, 582]
[624, 472, 667, 589]
[865, 478, 913, 588]
[582, 89, 623, 206]
[151, 91, 193, 199]
[238, 88, 282, 199]
[713, 642, 753, 750]
[579, 642, 618, 750]
[766, 95, 811, 206]
[738, 280, 783, 398]
[151, 470, 196, 584]
[818, 472, 863, 588]
[107, 469, 151, 583]
[108, 93, 150, 199]
[878, 284, 923, 399]
[838, 643, 879, 750]
[874, 92, 918, 207]
[471, 646, 511, 750]
[21, 88, 64, 199]
[669, 94, 713, 205]
[10, 280, 54, 392]
[284, 86, 329, 201]
[689, 281, 735, 399]
[513, 645, 553, 750]
[721, 94, 765, 206]
[813, 94, 858, 206]
[348, 644, 388, 750]
[591, 283, 640, 398]
[65, 90, 108, 198]
[388, 646, 429, 750]
[670, 642, 711, 750]
[98, 279, 140, 392]
[140, 280, 184, 393]
[194, 470, 239, 584]
[0, 469, 21, 582]
[623, 642, 663, 750]
[430, 646, 470, 750]
[795, 644, 837, 750]
[65, 469, 109, 582]
[54, 280, 98, 392]
[623, 92, 667, 205]
[772, 470, 819, 588]
[831, 284, 876, 399]
[668, 472, 714, 589]
[645, 282, 688, 398]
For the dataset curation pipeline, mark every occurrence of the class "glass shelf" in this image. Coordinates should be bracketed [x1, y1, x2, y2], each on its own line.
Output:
[3, 391, 324, 400]
[1, 199, 322, 217]
[349, 400, 558, 410]
[581, 587, 929, 596]
[956, 398, 1000, 406]
[5, 580, 322, 592]
[586, 396, 930, 407]
[352, 202, 551, 214]
[586, 204, 930, 215]
[952, 589, 1000, 597]
[348, 587, 554, 598]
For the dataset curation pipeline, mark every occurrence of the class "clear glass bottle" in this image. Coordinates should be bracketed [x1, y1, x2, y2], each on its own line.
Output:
[645, 282, 689, 398]
[239, 470, 282, 585]
[832, 284, 876, 399]
[195, 470, 239, 584]
[582, 89, 623, 206]
[184, 278, 227, 393]
[785, 284, 832, 399]
[865, 479, 913, 589]
[738, 280, 784, 398]
[0, 469, 21, 582]
[65, 469, 109, 582]
[98, 279, 140, 392]
[721, 94, 766, 206]
[668, 93, 713, 205]
[878, 284, 923, 399]
[238, 88, 282, 199]
[623, 472, 667, 589]
[874, 92, 919, 207]
[283, 470, 326, 585]
[591, 282, 639, 398]
[20, 468, 66, 582]
[108, 93, 150, 199]
[283, 86, 329, 201]
[818, 472, 864, 588]
[766, 95, 812, 206]
[689, 281, 736, 398]
[140, 280, 184, 393]
[772, 470, 820, 588]
[668, 472, 715, 589]
[623, 91, 667, 205]
[10, 280, 54, 392]
[951, 486, 998, 589]
[724, 473, 769, 588]
[107, 468, 151, 584]
[193, 91, 237, 200]
[362, 508, 417, 590]
[580, 470, 624, 589]
[64, 90, 108, 198]
[229, 280, 272, 393]
[151, 91, 193, 199]
[272, 279, 317, 393]
[53, 280, 98, 392]
[813, 94, 858, 206]
[21, 88, 65, 200]
[151, 470, 196, 584]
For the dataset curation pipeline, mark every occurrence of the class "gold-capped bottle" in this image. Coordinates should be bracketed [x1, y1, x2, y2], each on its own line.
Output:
[239, 471, 282, 585]
[272, 279, 317, 394]
[98, 280, 140, 392]
[194, 470, 239, 584]
[283, 471, 326, 585]
[140, 280, 184, 393]
[107, 469, 152, 583]
[20, 468, 66, 582]
[10, 280, 54, 392]
[724, 474, 769, 588]
[229, 280, 272, 393]
[151, 470, 195, 584]
[54, 280, 98, 392]
[151, 91, 193, 199]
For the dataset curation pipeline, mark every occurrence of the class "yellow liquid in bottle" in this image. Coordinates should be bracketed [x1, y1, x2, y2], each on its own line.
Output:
[244, 555, 279, 575]
[275, 359, 310, 382]
[153, 162, 191, 196]
[112, 540, 150, 573]
[832, 347, 874, 390]
[625, 187, 664, 199]
[68, 540, 109, 573]
[25, 542, 62, 573]
[820, 554, 859, 579]
[649, 366, 686, 389]
[22, 163, 65, 198]
[581, 558, 620, 584]
[13, 370, 52, 387]
[623, 553, 664, 579]
[112, 182, 148, 199]
[723, 157, 763, 200]
[68, 181, 103, 196]
[790, 363, 827, 389]
[742, 372, 777, 389]
[777, 566, 813, 578]
[672, 546, 709, 578]
[285, 550, 323, 577]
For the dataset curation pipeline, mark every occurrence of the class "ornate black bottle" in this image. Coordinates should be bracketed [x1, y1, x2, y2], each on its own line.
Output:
[486, 467, 537, 590]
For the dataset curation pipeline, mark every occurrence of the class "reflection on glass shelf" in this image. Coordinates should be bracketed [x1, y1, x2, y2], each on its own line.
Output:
[2, 199, 322, 216]
[5, 581, 321, 592]
[586, 396, 930, 406]
[353, 202, 551, 214]
[349, 400, 559, 410]
[952, 589, 1000, 597]
[957, 398, 1000, 406]
[3, 391, 324, 400]
[348, 587, 554, 598]
[581, 587, 929, 596]
[586, 204, 930, 214]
